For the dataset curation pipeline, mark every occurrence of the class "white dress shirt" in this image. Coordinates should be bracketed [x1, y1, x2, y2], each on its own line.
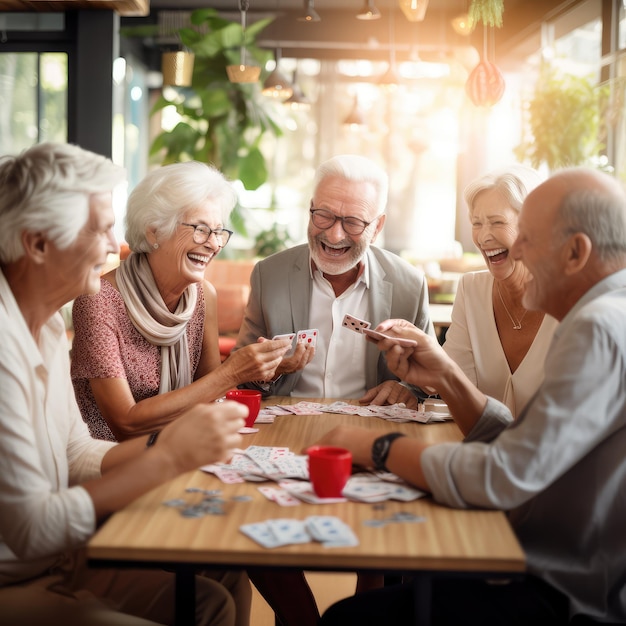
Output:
[292, 261, 369, 399]
[0, 270, 115, 586]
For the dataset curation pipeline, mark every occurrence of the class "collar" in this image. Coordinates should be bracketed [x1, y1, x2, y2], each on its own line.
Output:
[556, 267, 626, 336]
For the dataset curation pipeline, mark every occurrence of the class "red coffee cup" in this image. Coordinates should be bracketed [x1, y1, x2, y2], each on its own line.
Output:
[306, 445, 352, 498]
[225, 389, 262, 428]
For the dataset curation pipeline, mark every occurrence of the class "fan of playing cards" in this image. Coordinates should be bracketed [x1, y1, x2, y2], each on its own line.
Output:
[273, 329, 318, 354]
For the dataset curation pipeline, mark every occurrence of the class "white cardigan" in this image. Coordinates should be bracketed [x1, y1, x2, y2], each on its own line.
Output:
[443, 270, 558, 417]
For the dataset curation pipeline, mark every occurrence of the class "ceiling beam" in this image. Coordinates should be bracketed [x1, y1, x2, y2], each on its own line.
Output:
[0, 0, 149, 17]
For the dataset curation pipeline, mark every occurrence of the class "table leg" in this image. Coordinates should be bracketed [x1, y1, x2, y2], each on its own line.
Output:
[413, 573, 432, 625]
[175, 564, 196, 626]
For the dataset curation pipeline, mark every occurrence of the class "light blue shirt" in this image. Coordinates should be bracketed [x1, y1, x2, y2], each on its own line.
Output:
[423, 268, 626, 622]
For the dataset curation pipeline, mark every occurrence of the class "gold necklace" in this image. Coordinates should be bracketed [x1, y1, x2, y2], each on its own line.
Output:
[496, 282, 527, 330]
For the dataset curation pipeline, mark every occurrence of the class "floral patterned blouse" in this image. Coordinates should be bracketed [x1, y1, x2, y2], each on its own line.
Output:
[70, 278, 205, 441]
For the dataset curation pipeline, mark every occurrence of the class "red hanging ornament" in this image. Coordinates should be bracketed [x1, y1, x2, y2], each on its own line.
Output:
[465, 59, 505, 107]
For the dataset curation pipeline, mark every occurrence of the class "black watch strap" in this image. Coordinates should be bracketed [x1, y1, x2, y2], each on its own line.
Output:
[371, 432, 406, 472]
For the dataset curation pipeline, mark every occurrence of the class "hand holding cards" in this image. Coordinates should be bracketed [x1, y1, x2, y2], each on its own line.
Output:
[342, 314, 417, 348]
[272, 329, 319, 354]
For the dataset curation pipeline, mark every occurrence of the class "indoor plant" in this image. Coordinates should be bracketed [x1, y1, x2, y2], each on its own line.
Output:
[515, 64, 610, 170]
[147, 8, 284, 194]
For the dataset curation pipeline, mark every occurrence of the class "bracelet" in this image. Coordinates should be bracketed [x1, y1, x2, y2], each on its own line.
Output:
[146, 430, 160, 448]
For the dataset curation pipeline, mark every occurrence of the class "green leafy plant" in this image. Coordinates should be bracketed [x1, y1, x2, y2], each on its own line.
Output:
[469, 0, 504, 28]
[515, 65, 609, 171]
[147, 8, 284, 191]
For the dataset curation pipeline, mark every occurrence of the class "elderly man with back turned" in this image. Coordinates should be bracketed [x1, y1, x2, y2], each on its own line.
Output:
[0, 142, 255, 626]
[234, 154, 434, 407]
[314, 167, 626, 625]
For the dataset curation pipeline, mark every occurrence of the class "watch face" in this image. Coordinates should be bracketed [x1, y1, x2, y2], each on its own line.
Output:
[372, 433, 405, 471]
[372, 436, 390, 471]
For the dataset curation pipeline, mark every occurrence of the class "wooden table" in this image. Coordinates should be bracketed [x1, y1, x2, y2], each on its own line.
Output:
[88, 397, 525, 625]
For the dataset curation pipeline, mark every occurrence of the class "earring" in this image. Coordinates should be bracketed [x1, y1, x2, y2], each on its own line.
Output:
[153, 243, 159, 250]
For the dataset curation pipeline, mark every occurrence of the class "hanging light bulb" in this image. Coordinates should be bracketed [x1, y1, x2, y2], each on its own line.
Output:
[451, 12, 475, 36]
[262, 49, 293, 100]
[398, 0, 429, 22]
[284, 84, 311, 111]
[284, 67, 311, 110]
[298, 0, 321, 22]
[356, 0, 381, 20]
[343, 95, 366, 126]
[226, 0, 261, 83]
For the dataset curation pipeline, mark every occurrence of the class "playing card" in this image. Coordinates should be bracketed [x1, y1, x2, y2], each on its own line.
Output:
[305, 516, 359, 547]
[266, 519, 311, 544]
[200, 464, 245, 484]
[342, 480, 392, 503]
[362, 328, 417, 348]
[240, 522, 286, 548]
[273, 333, 296, 355]
[257, 486, 301, 506]
[279, 480, 347, 504]
[297, 328, 318, 347]
[341, 314, 371, 333]
[386, 484, 427, 502]
[273, 332, 296, 343]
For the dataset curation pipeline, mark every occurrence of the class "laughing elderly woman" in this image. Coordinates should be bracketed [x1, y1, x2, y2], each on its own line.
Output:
[442, 165, 559, 417]
[71, 161, 290, 443]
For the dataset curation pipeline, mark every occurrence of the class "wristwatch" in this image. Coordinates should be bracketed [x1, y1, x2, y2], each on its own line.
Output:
[371, 432, 406, 472]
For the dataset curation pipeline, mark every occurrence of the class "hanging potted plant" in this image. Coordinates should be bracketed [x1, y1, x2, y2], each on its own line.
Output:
[140, 7, 284, 193]
[465, 0, 506, 107]
[514, 64, 610, 170]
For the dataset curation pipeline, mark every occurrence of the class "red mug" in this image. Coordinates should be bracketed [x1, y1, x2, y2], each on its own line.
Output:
[225, 389, 262, 428]
[306, 445, 353, 498]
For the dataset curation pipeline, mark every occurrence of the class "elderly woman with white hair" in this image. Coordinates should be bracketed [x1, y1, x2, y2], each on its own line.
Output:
[442, 165, 559, 417]
[71, 161, 291, 443]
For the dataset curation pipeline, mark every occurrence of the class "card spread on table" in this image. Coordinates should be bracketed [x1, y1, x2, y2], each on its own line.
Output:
[240, 516, 359, 549]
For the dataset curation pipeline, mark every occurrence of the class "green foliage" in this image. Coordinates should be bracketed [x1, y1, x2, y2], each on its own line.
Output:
[253, 222, 292, 258]
[515, 66, 609, 171]
[469, 0, 504, 28]
[145, 8, 284, 190]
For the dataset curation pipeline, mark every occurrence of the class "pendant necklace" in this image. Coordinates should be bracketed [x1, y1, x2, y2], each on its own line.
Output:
[496, 282, 527, 330]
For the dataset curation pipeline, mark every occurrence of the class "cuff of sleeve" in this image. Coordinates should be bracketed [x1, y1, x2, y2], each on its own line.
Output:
[250, 374, 283, 395]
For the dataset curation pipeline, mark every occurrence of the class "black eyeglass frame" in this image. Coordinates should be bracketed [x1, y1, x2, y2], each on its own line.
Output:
[309, 205, 380, 236]
[180, 222, 233, 247]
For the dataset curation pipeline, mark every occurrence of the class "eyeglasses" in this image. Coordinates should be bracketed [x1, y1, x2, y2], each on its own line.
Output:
[181, 223, 233, 247]
[309, 206, 379, 236]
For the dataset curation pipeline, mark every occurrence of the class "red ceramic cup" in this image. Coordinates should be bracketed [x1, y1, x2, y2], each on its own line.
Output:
[307, 445, 353, 498]
[225, 389, 262, 428]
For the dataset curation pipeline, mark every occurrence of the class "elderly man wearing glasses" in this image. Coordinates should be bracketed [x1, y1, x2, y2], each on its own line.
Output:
[70, 161, 292, 454]
[234, 154, 434, 406]
[232, 154, 435, 625]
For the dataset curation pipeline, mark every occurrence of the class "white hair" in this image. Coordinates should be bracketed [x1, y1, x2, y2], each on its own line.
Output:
[464, 165, 545, 214]
[313, 155, 388, 215]
[124, 161, 238, 253]
[0, 142, 126, 265]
